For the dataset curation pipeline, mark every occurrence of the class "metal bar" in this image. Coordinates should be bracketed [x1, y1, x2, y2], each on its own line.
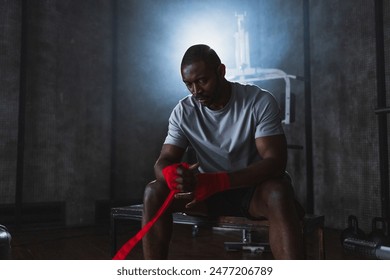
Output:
[110, 0, 118, 202]
[15, 0, 28, 226]
[303, 0, 314, 214]
[343, 238, 390, 260]
[374, 107, 390, 114]
[374, 0, 389, 219]
[287, 144, 304, 150]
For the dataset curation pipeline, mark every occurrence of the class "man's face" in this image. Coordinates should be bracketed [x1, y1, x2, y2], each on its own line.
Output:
[181, 60, 222, 109]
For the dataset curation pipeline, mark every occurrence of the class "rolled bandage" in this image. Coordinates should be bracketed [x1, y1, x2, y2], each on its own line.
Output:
[194, 172, 231, 201]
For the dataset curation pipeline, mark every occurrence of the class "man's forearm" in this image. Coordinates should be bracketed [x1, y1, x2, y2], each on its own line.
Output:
[154, 160, 168, 182]
[154, 158, 178, 182]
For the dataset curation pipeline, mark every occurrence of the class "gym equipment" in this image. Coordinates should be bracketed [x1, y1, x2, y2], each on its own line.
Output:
[0, 224, 11, 260]
[223, 228, 271, 254]
[340, 215, 366, 244]
[367, 217, 390, 246]
[343, 237, 390, 260]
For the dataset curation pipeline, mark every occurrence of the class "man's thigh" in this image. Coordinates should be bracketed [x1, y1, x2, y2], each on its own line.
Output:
[247, 174, 297, 219]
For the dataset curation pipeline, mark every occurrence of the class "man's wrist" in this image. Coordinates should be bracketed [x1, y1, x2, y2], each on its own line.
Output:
[194, 172, 230, 201]
[162, 162, 190, 191]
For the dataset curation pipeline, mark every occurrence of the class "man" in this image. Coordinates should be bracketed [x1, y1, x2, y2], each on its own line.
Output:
[142, 44, 304, 259]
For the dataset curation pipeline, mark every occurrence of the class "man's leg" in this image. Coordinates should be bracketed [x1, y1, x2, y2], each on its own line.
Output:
[248, 178, 305, 259]
[142, 180, 206, 259]
[142, 180, 175, 259]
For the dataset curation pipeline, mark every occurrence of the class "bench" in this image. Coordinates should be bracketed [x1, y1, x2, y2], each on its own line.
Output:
[110, 204, 325, 259]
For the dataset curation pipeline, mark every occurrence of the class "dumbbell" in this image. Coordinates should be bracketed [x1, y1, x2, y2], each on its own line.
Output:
[343, 238, 390, 260]
[367, 217, 390, 246]
[340, 215, 366, 244]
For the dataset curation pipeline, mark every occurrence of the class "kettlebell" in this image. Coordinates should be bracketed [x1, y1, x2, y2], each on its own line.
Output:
[367, 217, 390, 246]
[340, 215, 366, 244]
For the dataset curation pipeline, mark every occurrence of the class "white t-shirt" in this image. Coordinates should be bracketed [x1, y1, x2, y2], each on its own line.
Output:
[164, 82, 284, 173]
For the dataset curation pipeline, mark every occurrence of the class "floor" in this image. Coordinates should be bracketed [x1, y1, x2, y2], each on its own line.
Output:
[6, 221, 363, 260]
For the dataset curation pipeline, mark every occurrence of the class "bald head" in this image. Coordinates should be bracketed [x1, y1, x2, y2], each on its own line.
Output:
[181, 44, 221, 70]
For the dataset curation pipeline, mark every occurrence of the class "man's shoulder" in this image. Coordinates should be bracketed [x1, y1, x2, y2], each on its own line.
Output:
[173, 95, 196, 111]
[170, 95, 196, 118]
[177, 94, 195, 106]
[233, 82, 273, 102]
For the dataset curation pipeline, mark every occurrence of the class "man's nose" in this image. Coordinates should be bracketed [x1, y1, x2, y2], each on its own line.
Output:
[192, 83, 201, 95]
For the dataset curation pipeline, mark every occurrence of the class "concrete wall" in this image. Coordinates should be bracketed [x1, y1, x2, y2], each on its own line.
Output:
[310, 0, 383, 230]
[0, 0, 113, 225]
[0, 0, 21, 206]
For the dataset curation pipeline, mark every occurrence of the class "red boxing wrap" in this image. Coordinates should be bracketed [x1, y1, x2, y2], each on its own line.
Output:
[162, 162, 190, 191]
[194, 172, 230, 201]
[112, 162, 190, 260]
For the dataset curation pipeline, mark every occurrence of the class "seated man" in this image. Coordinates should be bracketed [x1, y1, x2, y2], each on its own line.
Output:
[142, 44, 304, 259]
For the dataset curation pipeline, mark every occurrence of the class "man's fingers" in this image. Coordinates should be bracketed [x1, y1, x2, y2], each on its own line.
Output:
[174, 192, 193, 200]
[175, 177, 183, 184]
[189, 162, 200, 170]
[185, 199, 198, 208]
[177, 163, 198, 174]
[176, 166, 183, 175]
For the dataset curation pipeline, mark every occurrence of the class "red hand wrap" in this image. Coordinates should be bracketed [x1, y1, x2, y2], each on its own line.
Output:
[112, 162, 189, 260]
[162, 162, 190, 191]
[194, 172, 230, 201]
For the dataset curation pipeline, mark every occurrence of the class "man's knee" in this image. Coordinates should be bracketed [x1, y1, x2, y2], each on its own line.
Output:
[143, 180, 169, 207]
[252, 178, 295, 215]
[264, 179, 294, 203]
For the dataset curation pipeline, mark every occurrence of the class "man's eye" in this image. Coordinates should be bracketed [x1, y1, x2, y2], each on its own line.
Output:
[198, 79, 207, 85]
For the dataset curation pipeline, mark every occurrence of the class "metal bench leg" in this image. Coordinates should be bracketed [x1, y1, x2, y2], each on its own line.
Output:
[110, 214, 117, 258]
[224, 229, 270, 254]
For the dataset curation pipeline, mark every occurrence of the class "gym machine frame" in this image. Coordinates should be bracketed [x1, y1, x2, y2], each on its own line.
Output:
[341, 0, 390, 260]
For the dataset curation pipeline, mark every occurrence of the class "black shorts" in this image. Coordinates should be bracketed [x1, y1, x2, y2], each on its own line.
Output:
[205, 172, 293, 220]
[205, 186, 260, 220]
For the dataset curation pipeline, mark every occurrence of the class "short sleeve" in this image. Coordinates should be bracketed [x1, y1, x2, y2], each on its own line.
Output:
[163, 104, 189, 148]
[254, 92, 284, 138]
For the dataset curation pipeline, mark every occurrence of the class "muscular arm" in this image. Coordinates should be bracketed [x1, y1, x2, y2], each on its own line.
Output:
[228, 134, 288, 188]
[177, 134, 288, 207]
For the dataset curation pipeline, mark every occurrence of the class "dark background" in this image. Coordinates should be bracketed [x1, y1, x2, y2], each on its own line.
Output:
[0, 0, 389, 234]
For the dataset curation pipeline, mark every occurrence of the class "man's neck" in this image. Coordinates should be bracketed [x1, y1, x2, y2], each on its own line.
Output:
[208, 81, 231, 110]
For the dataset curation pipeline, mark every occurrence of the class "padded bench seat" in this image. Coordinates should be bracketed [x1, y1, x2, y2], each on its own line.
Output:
[110, 204, 325, 259]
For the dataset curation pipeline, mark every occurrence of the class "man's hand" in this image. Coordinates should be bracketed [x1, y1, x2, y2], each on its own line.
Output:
[164, 162, 231, 209]
[174, 191, 197, 208]
[174, 162, 199, 192]
[173, 163, 199, 208]
[175, 167, 231, 209]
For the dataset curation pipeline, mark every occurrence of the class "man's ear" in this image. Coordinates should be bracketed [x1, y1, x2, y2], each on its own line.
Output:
[217, 64, 226, 77]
